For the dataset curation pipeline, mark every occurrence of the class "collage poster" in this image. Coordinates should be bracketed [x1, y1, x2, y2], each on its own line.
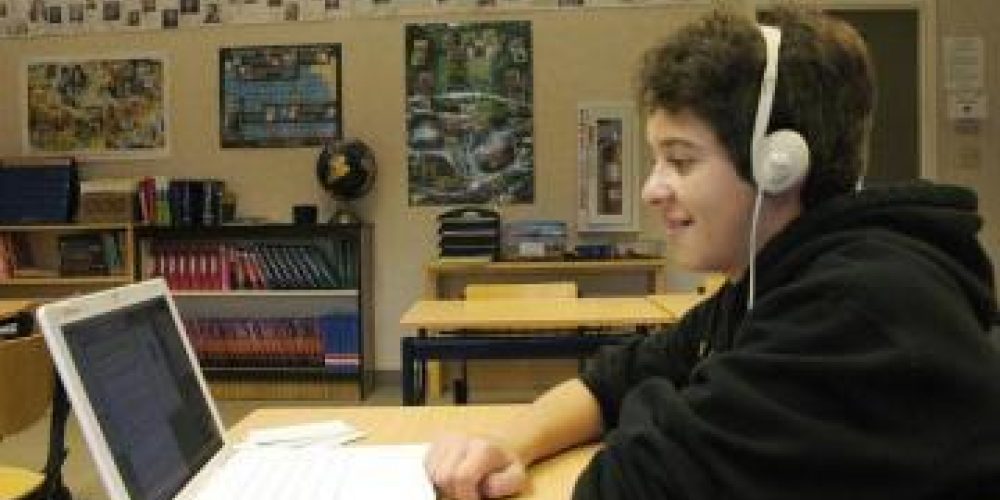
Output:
[219, 44, 342, 148]
[405, 20, 533, 206]
[24, 56, 167, 158]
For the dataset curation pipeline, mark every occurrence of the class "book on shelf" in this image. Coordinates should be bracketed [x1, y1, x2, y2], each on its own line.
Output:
[150, 241, 344, 291]
[319, 313, 360, 374]
[0, 233, 15, 280]
[58, 233, 124, 276]
[58, 234, 107, 276]
[138, 177, 226, 226]
[182, 315, 356, 372]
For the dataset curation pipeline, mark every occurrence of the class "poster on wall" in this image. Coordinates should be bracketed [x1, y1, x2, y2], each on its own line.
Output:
[219, 43, 342, 148]
[23, 55, 168, 158]
[405, 20, 534, 206]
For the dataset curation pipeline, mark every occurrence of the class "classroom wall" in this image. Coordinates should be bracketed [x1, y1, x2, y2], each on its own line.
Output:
[0, 6, 707, 369]
[1, 0, 997, 370]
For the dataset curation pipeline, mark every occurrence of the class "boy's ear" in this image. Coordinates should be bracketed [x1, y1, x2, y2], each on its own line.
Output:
[763, 177, 805, 213]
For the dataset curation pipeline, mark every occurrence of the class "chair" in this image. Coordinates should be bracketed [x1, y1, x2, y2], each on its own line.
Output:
[452, 282, 579, 403]
[0, 308, 72, 500]
[463, 281, 578, 301]
[0, 333, 53, 500]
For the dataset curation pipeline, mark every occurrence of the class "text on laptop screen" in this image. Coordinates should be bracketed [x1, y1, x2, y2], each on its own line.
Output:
[63, 297, 223, 500]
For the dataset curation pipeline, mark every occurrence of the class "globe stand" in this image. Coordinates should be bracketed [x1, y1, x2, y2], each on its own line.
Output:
[328, 198, 362, 225]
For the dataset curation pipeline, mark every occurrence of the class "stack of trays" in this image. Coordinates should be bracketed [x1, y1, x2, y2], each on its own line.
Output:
[438, 208, 501, 260]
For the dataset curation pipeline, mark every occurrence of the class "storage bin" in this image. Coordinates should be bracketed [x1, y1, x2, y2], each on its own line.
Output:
[78, 191, 135, 223]
[503, 220, 567, 260]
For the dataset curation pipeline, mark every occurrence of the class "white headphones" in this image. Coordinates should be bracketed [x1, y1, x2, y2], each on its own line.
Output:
[752, 25, 810, 194]
[747, 25, 812, 311]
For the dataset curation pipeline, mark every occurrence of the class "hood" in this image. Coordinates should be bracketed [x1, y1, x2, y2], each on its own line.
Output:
[756, 182, 996, 326]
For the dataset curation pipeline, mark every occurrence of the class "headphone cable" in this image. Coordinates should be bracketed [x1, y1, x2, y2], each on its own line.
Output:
[747, 190, 764, 311]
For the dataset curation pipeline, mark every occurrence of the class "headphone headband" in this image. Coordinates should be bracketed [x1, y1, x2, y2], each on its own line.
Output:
[751, 24, 810, 195]
[752, 25, 781, 159]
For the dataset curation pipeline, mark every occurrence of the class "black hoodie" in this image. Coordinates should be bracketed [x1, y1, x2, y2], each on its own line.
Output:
[576, 183, 1000, 500]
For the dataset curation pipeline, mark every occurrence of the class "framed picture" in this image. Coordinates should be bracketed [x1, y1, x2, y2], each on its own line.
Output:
[22, 54, 169, 159]
[219, 43, 342, 148]
[577, 102, 641, 232]
[405, 21, 534, 206]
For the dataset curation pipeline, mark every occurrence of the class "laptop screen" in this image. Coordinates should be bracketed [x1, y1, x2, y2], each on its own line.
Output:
[62, 296, 223, 500]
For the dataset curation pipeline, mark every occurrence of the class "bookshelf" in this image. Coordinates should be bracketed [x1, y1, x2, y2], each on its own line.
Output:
[134, 223, 373, 401]
[0, 223, 135, 300]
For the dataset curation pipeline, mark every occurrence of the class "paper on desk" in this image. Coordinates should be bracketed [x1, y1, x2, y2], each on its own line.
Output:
[335, 444, 435, 500]
[238, 420, 367, 449]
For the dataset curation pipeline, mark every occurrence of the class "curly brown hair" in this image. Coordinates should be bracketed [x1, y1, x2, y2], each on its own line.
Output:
[636, 6, 875, 208]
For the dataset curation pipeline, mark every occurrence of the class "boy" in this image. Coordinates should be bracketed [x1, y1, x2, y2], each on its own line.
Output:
[426, 6, 1000, 499]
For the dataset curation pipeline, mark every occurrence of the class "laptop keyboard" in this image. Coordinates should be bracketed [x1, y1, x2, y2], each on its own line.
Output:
[193, 445, 434, 500]
[194, 447, 346, 499]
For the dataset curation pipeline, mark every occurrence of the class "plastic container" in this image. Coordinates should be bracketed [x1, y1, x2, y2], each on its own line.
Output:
[502, 220, 567, 260]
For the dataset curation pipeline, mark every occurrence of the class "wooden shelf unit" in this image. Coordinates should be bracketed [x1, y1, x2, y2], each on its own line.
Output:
[0, 223, 135, 300]
[135, 223, 373, 401]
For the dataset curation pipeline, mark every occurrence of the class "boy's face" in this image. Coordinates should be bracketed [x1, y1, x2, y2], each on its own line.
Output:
[642, 108, 755, 278]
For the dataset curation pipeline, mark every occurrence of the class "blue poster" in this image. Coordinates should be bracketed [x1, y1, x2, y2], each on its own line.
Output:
[220, 44, 341, 148]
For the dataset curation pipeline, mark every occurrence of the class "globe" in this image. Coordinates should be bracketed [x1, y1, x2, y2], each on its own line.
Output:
[315, 139, 376, 223]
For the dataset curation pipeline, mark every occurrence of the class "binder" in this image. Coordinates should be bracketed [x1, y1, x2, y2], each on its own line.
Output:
[0, 157, 78, 223]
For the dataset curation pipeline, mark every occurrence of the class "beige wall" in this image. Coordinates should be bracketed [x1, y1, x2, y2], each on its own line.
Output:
[1, 0, 997, 370]
[936, 0, 1000, 281]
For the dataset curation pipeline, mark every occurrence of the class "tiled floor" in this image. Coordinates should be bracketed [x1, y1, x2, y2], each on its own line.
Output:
[0, 380, 541, 500]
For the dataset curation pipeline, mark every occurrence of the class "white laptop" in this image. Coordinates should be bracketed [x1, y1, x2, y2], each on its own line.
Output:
[36, 278, 435, 500]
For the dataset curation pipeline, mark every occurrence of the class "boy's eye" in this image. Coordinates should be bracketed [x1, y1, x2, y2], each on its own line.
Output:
[667, 157, 695, 172]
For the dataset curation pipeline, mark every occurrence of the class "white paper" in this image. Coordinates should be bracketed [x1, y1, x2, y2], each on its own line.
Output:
[943, 36, 985, 91]
[240, 420, 366, 448]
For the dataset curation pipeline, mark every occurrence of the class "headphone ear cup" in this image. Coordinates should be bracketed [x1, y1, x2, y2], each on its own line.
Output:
[754, 129, 810, 194]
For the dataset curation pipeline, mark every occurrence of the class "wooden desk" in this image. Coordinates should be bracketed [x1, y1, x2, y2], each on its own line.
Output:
[421, 260, 669, 399]
[230, 405, 598, 500]
[401, 297, 675, 331]
[399, 297, 674, 405]
[424, 259, 668, 299]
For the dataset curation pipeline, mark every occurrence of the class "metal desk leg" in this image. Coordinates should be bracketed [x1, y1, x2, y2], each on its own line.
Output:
[401, 337, 416, 406]
[417, 328, 427, 405]
[453, 361, 468, 405]
[401, 334, 428, 406]
[402, 328, 430, 406]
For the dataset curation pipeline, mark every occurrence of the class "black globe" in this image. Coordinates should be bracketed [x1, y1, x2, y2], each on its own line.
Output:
[316, 139, 376, 201]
